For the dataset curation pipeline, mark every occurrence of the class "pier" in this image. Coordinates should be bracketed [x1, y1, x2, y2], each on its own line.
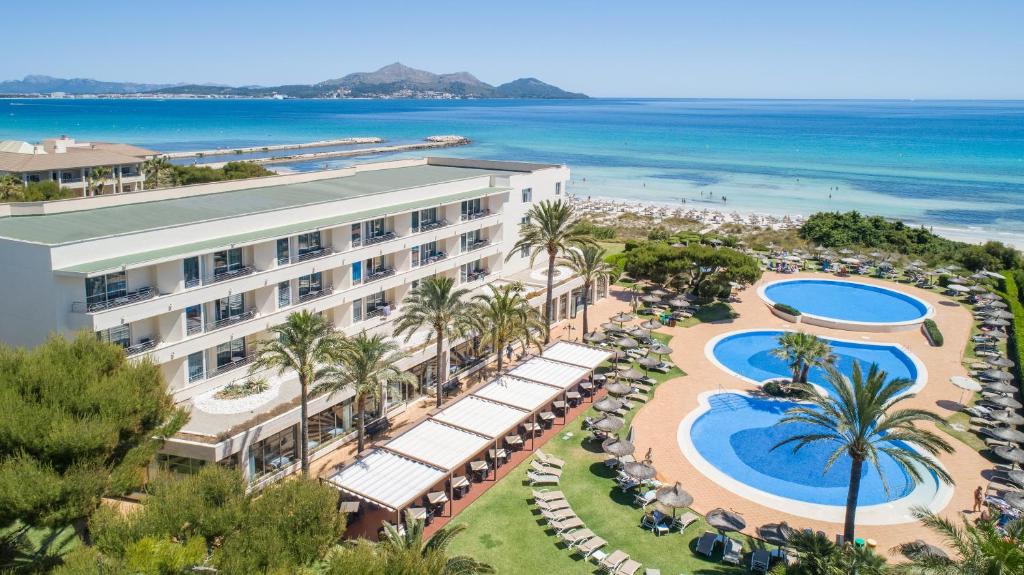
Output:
[162, 137, 384, 159]
[199, 136, 471, 168]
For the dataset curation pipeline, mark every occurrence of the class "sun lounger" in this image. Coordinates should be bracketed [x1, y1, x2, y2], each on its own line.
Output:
[548, 516, 584, 534]
[722, 538, 743, 564]
[695, 531, 718, 557]
[750, 549, 770, 573]
[599, 550, 629, 573]
[634, 490, 657, 507]
[672, 511, 698, 532]
[532, 489, 565, 502]
[641, 513, 670, 536]
[573, 535, 608, 559]
[527, 471, 559, 486]
[535, 449, 565, 468]
[614, 559, 643, 575]
[542, 507, 577, 522]
[652, 364, 672, 374]
[536, 498, 571, 512]
[530, 460, 563, 477]
[560, 527, 595, 546]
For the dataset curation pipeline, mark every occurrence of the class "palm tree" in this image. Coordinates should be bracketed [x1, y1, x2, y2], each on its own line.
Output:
[772, 362, 955, 542]
[896, 507, 1024, 574]
[472, 282, 546, 373]
[250, 310, 346, 475]
[0, 174, 24, 202]
[507, 199, 596, 343]
[393, 276, 474, 408]
[316, 333, 413, 453]
[559, 245, 612, 336]
[785, 530, 887, 575]
[379, 517, 495, 574]
[770, 331, 834, 383]
[86, 166, 111, 196]
[143, 156, 176, 189]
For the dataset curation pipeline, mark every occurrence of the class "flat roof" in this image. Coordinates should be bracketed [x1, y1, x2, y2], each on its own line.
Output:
[432, 396, 527, 439]
[382, 420, 491, 471]
[0, 164, 502, 245]
[508, 356, 591, 390]
[472, 376, 563, 412]
[542, 341, 613, 370]
[328, 450, 445, 511]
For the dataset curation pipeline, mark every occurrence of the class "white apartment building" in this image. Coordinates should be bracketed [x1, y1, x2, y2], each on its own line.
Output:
[0, 157, 605, 488]
[0, 135, 156, 195]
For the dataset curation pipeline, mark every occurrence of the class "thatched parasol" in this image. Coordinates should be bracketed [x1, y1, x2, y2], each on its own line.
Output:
[615, 337, 639, 349]
[654, 482, 694, 516]
[987, 395, 1023, 410]
[602, 437, 635, 457]
[622, 461, 657, 481]
[605, 382, 633, 396]
[584, 331, 607, 343]
[640, 319, 663, 330]
[593, 397, 623, 413]
[757, 522, 796, 548]
[987, 427, 1024, 444]
[593, 416, 625, 433]
[993, 445, 1024, 465]
[706, 508, 746, 533]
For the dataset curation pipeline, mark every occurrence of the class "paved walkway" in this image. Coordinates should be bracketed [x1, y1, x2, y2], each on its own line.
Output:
[633, 271, 989, 550]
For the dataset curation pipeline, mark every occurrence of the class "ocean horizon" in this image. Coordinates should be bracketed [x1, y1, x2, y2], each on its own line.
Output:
[3, 97, 1023, 245]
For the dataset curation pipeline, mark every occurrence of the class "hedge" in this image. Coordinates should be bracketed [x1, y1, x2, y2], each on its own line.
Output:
[773, 302, 801, 316]
[922, 319, 943, 347]
[999, 272, 1024, 391]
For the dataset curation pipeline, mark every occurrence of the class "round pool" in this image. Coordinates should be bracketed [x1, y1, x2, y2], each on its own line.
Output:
[759, 279, 933, 331]
[678, 392, 948, 523]
[707, 329, 926, 396]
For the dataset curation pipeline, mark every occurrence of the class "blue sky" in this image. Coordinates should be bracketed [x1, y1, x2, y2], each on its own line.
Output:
[5, 0, 1023, 98]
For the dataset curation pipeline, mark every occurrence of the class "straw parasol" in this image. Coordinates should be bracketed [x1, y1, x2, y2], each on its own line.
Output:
[983, 381, 1017, 394]
[609, 350, 630, 362]
[981, 370, 1014, 381]
[947, 276, 969, 285]
[989, 301, 1009, 309]
[640, 294, 662, 304]
[987, 395, 1023, 410]
[584, 331, 607, 343]
[628, 328, 651, 339]
[993, 446, 1024, 466]
[1007, 469, 1024, 487]
[948, 284, 971, 294]
[605, 382, 633, 397]
[593, 416, 625, 433]
[593, 397, 623, 413]
[602, 437, 635, 457]
[757, 522, 796, 548]
[622, 461, 657, 481]
[910, 260, 927, 267]
[638, 356, 660, 369]
[986, 356, 1015, 368]
[649, 344, 672, 357]
[640, 319, 663, 330]
[984, 318, 1011, 328]
[667, 298, 690, 308]
[991, 411, 1024, 425]
[650, 288, 670, 297]
[950, 375, 981, 405]
[985, 310, 1014, 320]
[614, 337, 639, 349]
[654, 482, 694, 517]
[619, 368, 646, 381]
[1005, 492, 1024, 512]
[986, 427, 1024, 444]
[611, 312, 635, 326]
[900, 539, 950, 561]
[706, 508, 746, 534]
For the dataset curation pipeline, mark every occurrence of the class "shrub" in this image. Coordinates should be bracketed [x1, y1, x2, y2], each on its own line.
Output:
[922, 319, 943, 347]
[762, 379, 809, 399]
[773, 302, 801, 316]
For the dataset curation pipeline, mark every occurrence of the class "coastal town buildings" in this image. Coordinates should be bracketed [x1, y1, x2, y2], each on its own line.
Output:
[0, 135, 156, 195]
[0, 157, 601, 487]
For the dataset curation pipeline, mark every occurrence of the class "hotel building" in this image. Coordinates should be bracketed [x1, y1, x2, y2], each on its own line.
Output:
[0, 135, 156, 195]
[0, 157, 605, 488]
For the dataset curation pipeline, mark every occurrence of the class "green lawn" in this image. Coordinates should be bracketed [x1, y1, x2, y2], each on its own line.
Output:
[0, 522, 81, 569]
[448, 335, 751, 574]
[597, 241, 626, 256]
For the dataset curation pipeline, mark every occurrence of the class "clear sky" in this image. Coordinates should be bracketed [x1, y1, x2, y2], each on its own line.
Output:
[5, 0, 1023, 99]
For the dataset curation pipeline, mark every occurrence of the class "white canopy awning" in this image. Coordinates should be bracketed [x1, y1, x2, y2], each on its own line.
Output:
[383, 420, 492, 471]
[509, 356, 590, 390]
[542, 341, 613, 370]
[473, 376, 563, 412]
[433, 396, 528, 438]
[328, 450, 445, 511]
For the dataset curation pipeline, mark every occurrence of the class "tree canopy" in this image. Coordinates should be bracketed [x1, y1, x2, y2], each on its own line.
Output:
[623, 242, 761, 297]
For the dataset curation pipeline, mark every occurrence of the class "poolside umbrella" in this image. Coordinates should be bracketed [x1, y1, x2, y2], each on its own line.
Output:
[593, 416, 625, 433]
[950, 376, 982, 405]
[602, 437, 635, 457]
[987, 427, 1024, 444]
[640, 319, 663, 330]
[1008, 469, 1024, 488]
[994, 446, 1024, 466]
[622, 461, 657, 481]
[706, 508, 746, 534]
[650, 288, 670, 297]
[601, 322, 622, 332]
[611, 312, 634, 326]
[615, 337, 639, 349]
[605, 382, 633, 397]
[649, 344, 672, 357]
[983, 381, 1017, 394]
[638, 357, 660, 370]
[971, 285, 992, 294]
[593, 397, 623, 414]
[584, 331, 607, 343]
[640, 294, 662, 304]
[991, 411, 1024, 425]
[628, 328, 651, 339]
[654, 482, 694, 517]
[667, 298, 690, 308]
[620, 368, 645, 381]
[1005, 492, 1024, 512]
[982, 370, 1014, 382]
[948, 285, 971, 294]
[988, 357, 1016, 369]
[757, 522, 796, 548]
[839, 248, 854, 255]
[985, 319, 1011, 328]
[840, 257, 860, 265]
[609, 350, 630, 362]
[948, 276, 969, 285]
[989, 301, 1009, 309]
[934, 268, 951, 276]
[971, 362, 992, 371]
[988, 396, 1023, 410]
[911, 260, 927, 267]
[986, 310, 1014, 320]
[899, 540, 950, 562]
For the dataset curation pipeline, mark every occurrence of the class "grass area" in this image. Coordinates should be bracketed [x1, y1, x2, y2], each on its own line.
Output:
[448, 334, 750, 574]
[597, 241, 626, 256]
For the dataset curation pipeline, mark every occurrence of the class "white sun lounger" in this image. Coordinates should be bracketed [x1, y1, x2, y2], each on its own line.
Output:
[527, 471, 560, 486]
[535, 449, 565, 468]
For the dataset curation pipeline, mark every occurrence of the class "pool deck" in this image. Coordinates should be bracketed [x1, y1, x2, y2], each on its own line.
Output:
[634, 270, 988, 549]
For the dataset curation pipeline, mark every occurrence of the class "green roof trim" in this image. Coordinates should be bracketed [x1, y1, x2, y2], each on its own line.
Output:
[57, 187, 509, 275]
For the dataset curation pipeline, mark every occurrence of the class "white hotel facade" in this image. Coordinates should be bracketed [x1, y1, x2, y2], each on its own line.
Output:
[0, 157, 605, 488]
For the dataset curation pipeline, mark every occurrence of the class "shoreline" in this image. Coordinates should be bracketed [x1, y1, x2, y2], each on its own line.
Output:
[161, 137, 384, 159]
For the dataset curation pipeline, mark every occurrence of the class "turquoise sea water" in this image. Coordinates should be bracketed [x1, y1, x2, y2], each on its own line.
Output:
[3, 98, 1023, 241]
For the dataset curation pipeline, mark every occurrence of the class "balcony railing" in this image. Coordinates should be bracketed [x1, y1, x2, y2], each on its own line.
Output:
[125, 338, 159, 356]
[298, 284, 334, 304]
[414, 220, 449, 233]
[463, 239, 490, 253]
[364, 305, 392, 321]
[466, 269, 489, 282]
[206, 266, 256, 285]
[297, 247, 334, 263]
[412, 252, 447, 267]
[461, 209, 490, 221]
[73, 287, 156, 313]
[363, 268, 396, 284]
[206, 309, 258, 332]
[210, 353, 258, 378]
[277, 255, 290, 266]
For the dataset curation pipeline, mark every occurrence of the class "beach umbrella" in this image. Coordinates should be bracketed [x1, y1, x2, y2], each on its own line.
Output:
[609, 350, 630, 363]
[900, 540, 950, 562]
[948, 285, 971, 294]
[991, 411, 1024, 425]
[1006, 492, 1024, 512]
[971, 285, 992, 294]
[982, 370, 1014, 382]
[638, 357, 660, 369]
[911, 260, 927, 267]
[984, 319, 1011, 327]
[983, 381, 1017, 394]
[640, 319, 663, 330]
[650, 288, 669, 297]
[605, 382, 633, 397]
[985, 310, 1014, 320]
[989, 301, 1009, 309]
[640, 294, 662, 304]
[649, 344, 672, 357]
[600, 322, 622, 333]
[948, 264, 962, 270]
[950, 376, 981, 405]
[667, 298, 690, 308]
[622, 461, 657, 481]
[628, 328, 651, 339]
[948, 276, 969, 285]
[993, 446, 1024, 466]
[611, 312, 634, 326]
[987, 395, 1023, 410]
[620, 368, 645, 381]
[971, 362, 992, 371]
[593, 416, 625, 433]
[986, 427, 1024, 444]
[654, 482, 694, 517]
[593, 397, 623, 414]
[838, 248, 853, 255]
[706, 508, 746, 534]
[1008, 469, 1024, 487]
[840, 257, 860, 265]
[757, 522, 796, 548]
[602, 437, 635, 457]
[583, 331, 607, 343]
[934, 268, 951, 276]
[614, 337, 639, 349]
[988, 357, 1016, 369]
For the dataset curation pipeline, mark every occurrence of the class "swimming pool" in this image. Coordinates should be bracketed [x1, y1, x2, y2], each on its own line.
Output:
[679, 392, 946, 522]
[759, 279, 932, 331]
[708, 329, 924, 396]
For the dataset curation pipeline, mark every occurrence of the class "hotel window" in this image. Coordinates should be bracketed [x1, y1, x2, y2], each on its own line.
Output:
[85, 271, 127, 306]
[187, 351, 205, 383]
[297, 231, 322, 256]
[215, 338, 246, 369]
[364, 218, 386, 239]
[185, 305, 203, 335]
[521, 188, 532, 202]
[212, 248, 243, 277]
[412, 208, 438, 232]
[555, 182, 561, 195]
[214, 293, 245, 322]
[461, 230, 482, 252]
[351, 223, 362, 247]
[298, 272, 323, 299]
[277, 281, 291, 308]
[461, 198, 482, 218]
[520, 216, 529, 226]
[97, 324, 131, 349]
[365, 291, 388, 317]
[183, 256, 200, 288]
[352, 297, 363, 323]
[413, 242, 439, 266]
[520, 246, 529, 258]
[249, 425, 297, 481]
[352, 261, 362, 285]
[307, 402, 352, 450]
[276, 238, 290, 265]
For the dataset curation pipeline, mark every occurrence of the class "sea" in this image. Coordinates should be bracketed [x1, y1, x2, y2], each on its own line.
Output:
[3, 98, 1023, 245]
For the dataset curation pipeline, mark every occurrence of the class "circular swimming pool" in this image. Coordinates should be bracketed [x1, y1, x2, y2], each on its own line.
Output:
[707, 329, 926, 396]
[759, 279, 933, 331]
[678, 392, 948, 523]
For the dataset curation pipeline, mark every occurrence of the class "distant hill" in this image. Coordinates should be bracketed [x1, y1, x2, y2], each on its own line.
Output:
[0, 64, 587, 99]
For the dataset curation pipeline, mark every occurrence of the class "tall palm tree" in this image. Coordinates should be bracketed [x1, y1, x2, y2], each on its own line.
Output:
[0, 175, 24, 202]
[316, 333, 413, 453]
[772, 362, 955, 542]
[86, 166, 111, 196]
[770, 331, 834, 383]
[559, 245, 612, 336]
[506, 199, 596, 343]
[393, 276, 474, 408]
[143, 156, 175, 189]
[250, 310, 346, 475]
[786, 530, 887, 575]
[379, 517, 495, 574]
[896, 507, 1024, 574]
[472, 282, 546, 373]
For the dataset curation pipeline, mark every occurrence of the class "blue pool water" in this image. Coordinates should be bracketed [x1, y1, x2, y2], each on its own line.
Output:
[690, 394, 933, 506]
[711, 330, 918, 395]
[764, 280, 929, 324]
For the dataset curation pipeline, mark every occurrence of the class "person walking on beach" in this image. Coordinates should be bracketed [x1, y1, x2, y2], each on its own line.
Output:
[974, 485, 984, 512]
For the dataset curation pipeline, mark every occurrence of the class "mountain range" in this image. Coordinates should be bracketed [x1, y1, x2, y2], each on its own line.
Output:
[0, 64, 587, 99]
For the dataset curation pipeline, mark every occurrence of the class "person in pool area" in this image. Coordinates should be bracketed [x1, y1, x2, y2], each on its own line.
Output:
[974, 485, 984, 512]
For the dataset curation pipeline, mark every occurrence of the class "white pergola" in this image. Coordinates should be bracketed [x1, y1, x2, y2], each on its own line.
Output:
[382, 420, 492, 472]
[473, 375, 563, 412]
[542, 341, 613, 370]
[432, 395, 529, 439]
[328, 449, 446, 512]
[508, 356, 591, 390]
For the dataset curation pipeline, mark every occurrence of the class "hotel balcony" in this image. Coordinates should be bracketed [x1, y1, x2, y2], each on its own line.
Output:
[412, 252, 448, 268]
[463, 239, 490, 253]
[72, 287, 157, 313]
[188, 309, 260, 337]
[125, 338, 160, 357]
[362, 268, 396, 285]
[353, 232, 398, 248]
[413, 219, 449, 233]
[296, 247, 335, 263]
[461, 209, 490, 221]
[297, 284, 334, 304]
[204, 266, 257, 286]
[208, 352, 258, 380]
[466, 269, 489, 282]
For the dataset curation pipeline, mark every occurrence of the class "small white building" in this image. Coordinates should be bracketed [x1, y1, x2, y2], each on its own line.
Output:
[0, 156, 605, 487]
[0, 135, 157, 196]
